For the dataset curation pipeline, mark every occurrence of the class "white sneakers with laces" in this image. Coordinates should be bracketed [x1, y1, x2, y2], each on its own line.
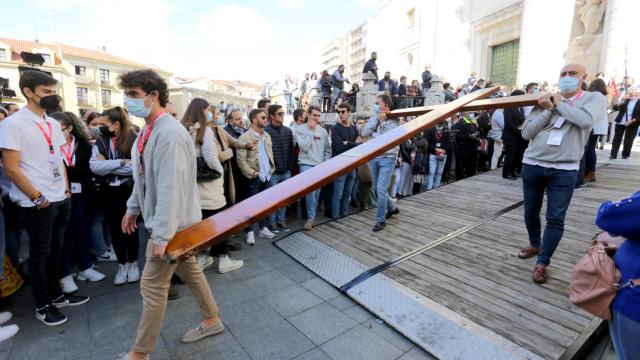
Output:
[246, 231, 256, 245]
[196, 254, 214, 271]
[216, 255, 244, 273]
[114, 264, 128, 285]
[0, 312, 18, 342]
[259, 227, 276, 239]
[59, 275, 78, 293]
[77, 267, 106, 282]
[127, 261, 140, 283]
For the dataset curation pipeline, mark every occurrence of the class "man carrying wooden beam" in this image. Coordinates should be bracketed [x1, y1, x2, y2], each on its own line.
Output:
[517, 63, 607, 284]
[116, 70, 223, 360]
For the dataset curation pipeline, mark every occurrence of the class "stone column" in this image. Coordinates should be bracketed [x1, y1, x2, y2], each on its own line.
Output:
[424, 74, 445, 106]
[308, 80, 322, 109]
[355, 71, 378, 119]
[600, 0, 639, 81]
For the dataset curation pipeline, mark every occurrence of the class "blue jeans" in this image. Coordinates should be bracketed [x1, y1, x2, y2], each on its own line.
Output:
[331, 88, 343, 110]
[331, 170, 356, 219]
[90, 210, 111, 255]
[610, 310, 640, 360]
[426, 154, 447, 190]
[247, 177, 272, 231]
[268, 171, 291, 225]
[522, 164, 577, 266]
[300, 165, 321, 220]
[370, 157, 397, 223]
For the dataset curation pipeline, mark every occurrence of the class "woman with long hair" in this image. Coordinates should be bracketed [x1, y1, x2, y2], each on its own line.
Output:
[89, 106, 139, 285]
[50, 112, 106, 293]
[181, 98, 243, 273]
[583, 78, 608, 182]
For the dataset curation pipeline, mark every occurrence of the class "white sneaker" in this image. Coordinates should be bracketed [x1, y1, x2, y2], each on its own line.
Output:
[217, 255, 244, 273]
[114, 264, 128, 285]
[259, 227, 276, 239]
[95, 250, 117, 262]
[77, 267, 106, 282]
[60, 275, 78, 294]
[0, 312, 12, 325]
[0, 324, 18, 342]
[197, 254, 214, 271]
[246, 231, 255, 245]
[127, 262, 140, 283]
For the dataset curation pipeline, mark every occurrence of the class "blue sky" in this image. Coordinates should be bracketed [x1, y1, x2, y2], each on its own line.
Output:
[3, 0, 379, 82]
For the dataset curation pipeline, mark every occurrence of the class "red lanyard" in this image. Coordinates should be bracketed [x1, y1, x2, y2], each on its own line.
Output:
[566, 90, 584, 107]
[110, 137, 118, 158]
[60, 136, 76, 167]
[137, 112, 165, 158]
[435, 130, 443, 140]
[34, 119, 54, 154]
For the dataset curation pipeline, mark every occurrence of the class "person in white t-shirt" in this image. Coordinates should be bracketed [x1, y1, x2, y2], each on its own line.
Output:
[0, 71, 90, 327]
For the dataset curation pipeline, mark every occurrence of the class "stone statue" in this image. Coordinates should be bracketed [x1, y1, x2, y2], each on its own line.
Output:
[578, 0, 606, 35]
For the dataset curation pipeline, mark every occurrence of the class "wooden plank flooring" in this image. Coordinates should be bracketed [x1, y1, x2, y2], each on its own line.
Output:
[302, 154, 638, 359]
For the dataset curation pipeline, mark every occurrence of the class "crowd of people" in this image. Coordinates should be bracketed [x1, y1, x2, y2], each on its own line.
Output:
[0, 56, 637, 358]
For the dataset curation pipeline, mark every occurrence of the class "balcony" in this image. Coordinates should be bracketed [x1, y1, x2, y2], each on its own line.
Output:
[74, 75, 91, 84]
[101, 80, 113, 88]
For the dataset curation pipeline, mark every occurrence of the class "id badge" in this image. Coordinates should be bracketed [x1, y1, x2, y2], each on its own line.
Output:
[436, 142, 441, 148]
[70, 182, 82, 194]
[553, 117, 566, 129]
[48, 154, 63, 183]
[547, 130, 564, 146]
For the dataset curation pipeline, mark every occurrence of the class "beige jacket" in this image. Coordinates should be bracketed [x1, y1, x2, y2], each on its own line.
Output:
[237, 129, 275, 179]
[189, 124, 226, 211]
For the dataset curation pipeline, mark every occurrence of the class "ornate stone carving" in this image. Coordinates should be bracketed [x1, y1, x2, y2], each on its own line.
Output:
[577, 0, 607, 35]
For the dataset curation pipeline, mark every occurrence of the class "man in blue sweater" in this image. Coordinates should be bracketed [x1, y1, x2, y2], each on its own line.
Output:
[264, 104, 294, 232]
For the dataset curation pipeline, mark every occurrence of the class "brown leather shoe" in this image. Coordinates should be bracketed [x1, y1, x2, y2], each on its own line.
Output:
[584, 170, 596, 182]
[532, 264, 547, 284]
[517, 246, 539, 259]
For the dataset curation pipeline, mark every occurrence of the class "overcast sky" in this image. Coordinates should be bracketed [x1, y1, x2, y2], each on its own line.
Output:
[4, 0, 379, 83]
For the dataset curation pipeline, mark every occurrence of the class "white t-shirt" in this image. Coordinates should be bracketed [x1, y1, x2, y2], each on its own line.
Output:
[0, 107, 67, 207]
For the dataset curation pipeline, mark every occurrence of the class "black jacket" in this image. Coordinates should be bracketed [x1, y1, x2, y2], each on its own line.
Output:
[65, 140, 94, 190]
[363, 59, 378, 80]
[331, 122, 359, 157]
[399, 140, 414, 163]
[398, 84, 407, 96]
[502, 107, 525, 143]
[224, 124, 243, 139]
[412, 152, 429, 175]
[421, 71, 432, 89]
[452, 118, 479, 149]
[425, 127, 451, 155]
[264, 122, 294, 174]
[477, 112, 491, 139]
[613, 99, 640, 124]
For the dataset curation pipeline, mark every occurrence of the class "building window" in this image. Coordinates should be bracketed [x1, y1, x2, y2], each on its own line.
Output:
[0, 49, 6, 61]
[407, 8, 415, 29]
[101, 89, 111, 105]
[100, 69, 110, 83]
[39, 53, 51, 65]
[75, 65, 86, 76]
[76, 87, 88, 104]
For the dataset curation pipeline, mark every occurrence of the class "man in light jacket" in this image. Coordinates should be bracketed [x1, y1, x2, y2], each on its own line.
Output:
[517, 63, 607, 284]
[117, 70, 223, 360]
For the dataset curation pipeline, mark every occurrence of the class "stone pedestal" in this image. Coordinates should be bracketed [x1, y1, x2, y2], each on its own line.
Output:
[356, 71, 378, 119]
[308, 80, 322, 109]
[565, 34, 603, 76]
[424, 74, 445, 106]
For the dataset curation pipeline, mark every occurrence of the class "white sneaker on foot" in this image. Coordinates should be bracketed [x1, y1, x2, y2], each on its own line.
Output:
[60, 275, 78, 294]
[246, 231, 255, 245]
[259, 227, 276, 239]
[77, 267, 106, 282]
[114, 264, 128, 285]
[0, 324, 18, 342]
[217, 255, 244, 273]
[127, 262, 140, 283]
[196, 254, 214, 271]
[0, 312, 12, 325]
[95, 250, 117, 262]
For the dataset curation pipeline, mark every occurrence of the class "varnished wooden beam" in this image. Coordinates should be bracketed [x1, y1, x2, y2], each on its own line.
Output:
[388, 93, 540, 118]
[165, 87, 500, 259]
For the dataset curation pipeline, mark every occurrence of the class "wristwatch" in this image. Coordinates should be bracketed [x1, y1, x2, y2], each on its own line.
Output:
[120, 159, 126, 167]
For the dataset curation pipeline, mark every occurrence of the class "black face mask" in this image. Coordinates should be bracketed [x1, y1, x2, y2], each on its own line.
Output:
[100, 125, 115, 137]
[384, 76, 390, 80]
[37, 94, 61, 113]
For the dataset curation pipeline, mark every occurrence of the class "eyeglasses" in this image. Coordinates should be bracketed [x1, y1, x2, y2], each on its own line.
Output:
[276, 112, 285, 116]
[259, 116, 267, 120]
[338, 110, 348, 114]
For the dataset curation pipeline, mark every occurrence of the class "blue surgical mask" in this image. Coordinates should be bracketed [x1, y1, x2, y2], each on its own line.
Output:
[207, 112, 213, 122]
[215, 116, 226, 126]
[558, 76, 579, 93]
[124, 96, 151, 118]
[373, 104, 381, 114]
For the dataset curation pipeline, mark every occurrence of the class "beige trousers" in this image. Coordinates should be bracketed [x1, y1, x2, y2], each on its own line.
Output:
[132, 241, 219, 353]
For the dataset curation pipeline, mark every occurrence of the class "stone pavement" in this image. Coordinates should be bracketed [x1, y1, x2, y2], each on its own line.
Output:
[0, 222, 435, 360]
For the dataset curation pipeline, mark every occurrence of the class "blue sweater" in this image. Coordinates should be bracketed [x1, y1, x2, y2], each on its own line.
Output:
[595, 191, 640, 322]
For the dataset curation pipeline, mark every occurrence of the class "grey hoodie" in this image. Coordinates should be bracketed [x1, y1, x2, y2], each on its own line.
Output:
[295, 123, 331, 166]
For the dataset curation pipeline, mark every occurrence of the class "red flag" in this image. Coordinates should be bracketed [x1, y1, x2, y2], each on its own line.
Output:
[609, 78, 619, 97]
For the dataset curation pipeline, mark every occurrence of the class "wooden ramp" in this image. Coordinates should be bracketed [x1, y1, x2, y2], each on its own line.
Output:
[275, 158, 638, 360]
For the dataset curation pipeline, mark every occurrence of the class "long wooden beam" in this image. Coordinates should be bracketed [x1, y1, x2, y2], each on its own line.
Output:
[388, 93, 540, 118]
[165, 87, 499, 259]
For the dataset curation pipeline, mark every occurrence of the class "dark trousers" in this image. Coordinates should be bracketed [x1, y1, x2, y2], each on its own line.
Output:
[61, 193, 93, 276]
[522, 164, 578, 266]
[202, 209, 229, 256]
[611, 123, 640, 158]
[503, 140, 526, 177]
[102, 186, 138, 264]
[2, 196, 20, 267]
[455, 147, 477, 180]
[246, 177, 271, 232]
[584, 132, 598, 172]
[19, 199, 71, 308]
